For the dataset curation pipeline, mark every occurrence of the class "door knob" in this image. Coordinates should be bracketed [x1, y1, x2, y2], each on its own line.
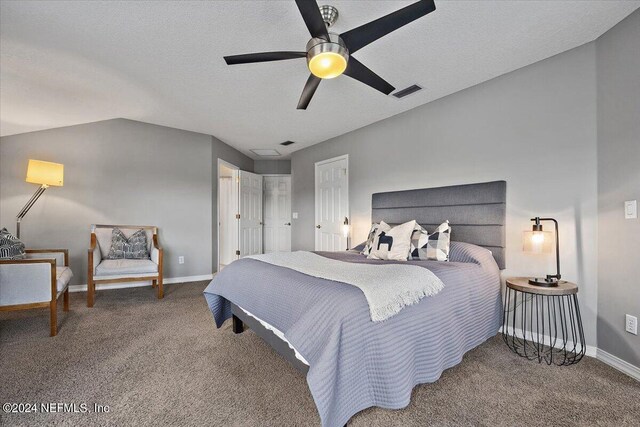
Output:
[285, 222, 291, 226]
[316, 225, 321, 229]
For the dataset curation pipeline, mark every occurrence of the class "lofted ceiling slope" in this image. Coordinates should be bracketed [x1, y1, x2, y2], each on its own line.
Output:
[1, 1, 638, 158]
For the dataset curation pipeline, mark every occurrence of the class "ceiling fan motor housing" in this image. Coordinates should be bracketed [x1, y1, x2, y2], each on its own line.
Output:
[306, 33, 349, 79]
[319, 5, 339, 27]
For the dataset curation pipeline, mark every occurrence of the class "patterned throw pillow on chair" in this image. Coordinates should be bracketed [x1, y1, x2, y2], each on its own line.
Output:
[0, 228, 26, 260]
[107, 228, 150, 260]
[409, 221, 451, 261]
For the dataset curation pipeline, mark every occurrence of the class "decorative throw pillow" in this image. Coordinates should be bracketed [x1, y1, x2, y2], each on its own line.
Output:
[107, 228, 150, 260]
[0, 228, 26, 260]
[363, 222, 390, 255]
[410, 221, 451, 261]
[408, 221, 425, 253]
[360, 223, 388, 255]
[367, 220, 416, 261]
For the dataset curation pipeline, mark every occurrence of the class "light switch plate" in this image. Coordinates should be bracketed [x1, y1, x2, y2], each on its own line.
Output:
[625, 314, 638, 335]
[624, 200, 637, 219]
[292, 212, 298, 219]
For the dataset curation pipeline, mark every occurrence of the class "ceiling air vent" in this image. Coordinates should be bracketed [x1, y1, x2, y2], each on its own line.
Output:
[280, 141, 295, 146]
[392, 84, 422, 99]
[250, 149, 280, 157]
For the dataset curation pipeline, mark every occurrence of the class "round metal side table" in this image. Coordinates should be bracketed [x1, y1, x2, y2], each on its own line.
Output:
[502, 277, 585, 366]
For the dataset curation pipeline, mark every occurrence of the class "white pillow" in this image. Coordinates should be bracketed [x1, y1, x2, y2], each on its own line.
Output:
[367, 220, 416, 261]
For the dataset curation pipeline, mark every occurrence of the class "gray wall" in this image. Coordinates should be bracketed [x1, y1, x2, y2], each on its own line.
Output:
[291, 43, 599, 347]
[0, 118, 253, 284]
[596, 11, 640, 366]
[253, 160, 291, 175]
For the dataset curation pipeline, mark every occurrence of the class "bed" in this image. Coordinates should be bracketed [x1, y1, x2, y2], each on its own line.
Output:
[204, 180, 506, 427]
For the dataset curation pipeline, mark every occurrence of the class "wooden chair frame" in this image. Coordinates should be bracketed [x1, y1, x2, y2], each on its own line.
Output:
[0, 249, 70, 336]
[87, 224, 163, 307]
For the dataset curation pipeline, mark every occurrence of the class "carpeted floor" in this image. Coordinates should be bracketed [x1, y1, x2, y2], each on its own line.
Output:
[1, 281, 638, 426]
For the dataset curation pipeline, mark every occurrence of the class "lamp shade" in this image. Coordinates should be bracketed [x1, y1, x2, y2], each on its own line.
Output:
[25, 159, 64, 187]
[342, 217, 350, 238]
[523, 230, 553, 254]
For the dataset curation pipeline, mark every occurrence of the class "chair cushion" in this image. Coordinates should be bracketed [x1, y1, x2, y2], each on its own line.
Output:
[56, 267, 73, 292]
[95, 259, 158, 276]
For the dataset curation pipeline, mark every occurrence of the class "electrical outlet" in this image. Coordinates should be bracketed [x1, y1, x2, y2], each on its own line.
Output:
[178, 256, 185, 265]
[626, 314, 638, 335]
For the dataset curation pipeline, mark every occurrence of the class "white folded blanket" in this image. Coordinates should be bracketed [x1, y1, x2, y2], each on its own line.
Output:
[247, 251, 444, 322]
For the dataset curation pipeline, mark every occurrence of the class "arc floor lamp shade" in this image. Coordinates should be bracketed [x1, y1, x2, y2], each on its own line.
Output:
[16, 159, 64, 238]
[25, 159, 64, 187]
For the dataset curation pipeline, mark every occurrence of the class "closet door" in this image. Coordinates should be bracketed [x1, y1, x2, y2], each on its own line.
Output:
[263, 176, 292, 253]
[315, 155, 349, 251]
[239, 171, 263, 257]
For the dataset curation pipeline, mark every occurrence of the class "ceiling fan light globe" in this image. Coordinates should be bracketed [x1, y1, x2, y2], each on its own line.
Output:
[306, 34, 349, 79]
[309, 52, 347, 79]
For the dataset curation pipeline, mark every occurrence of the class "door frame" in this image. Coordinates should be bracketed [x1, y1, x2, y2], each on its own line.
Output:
[262, 174, 292, 253]
[217, 158, 239, 272]
[314, 154, 349, 251]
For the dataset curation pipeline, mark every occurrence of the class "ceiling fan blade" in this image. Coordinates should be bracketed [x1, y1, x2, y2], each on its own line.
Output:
[295, 0, 330, 40]
[344, 57, 395, 95]
[297, 74, 321, 110]
[224, 51, 306, 65]
[340, 0, 436, 54]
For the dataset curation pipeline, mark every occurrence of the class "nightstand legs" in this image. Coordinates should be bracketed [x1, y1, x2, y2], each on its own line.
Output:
[502, 287, 585, 365]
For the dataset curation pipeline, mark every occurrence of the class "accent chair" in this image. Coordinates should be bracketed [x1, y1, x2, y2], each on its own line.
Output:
[87, 224, 163, 307]
[0, 249, 72, 336]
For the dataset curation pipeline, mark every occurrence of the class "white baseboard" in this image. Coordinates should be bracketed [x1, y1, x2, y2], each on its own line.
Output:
[596, 348, 640, 381]
[68, 274, 214, 293]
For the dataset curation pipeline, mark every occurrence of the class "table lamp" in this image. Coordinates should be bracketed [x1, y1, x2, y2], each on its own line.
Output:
[343, 217, 350, 250]
[16, 159, 64, 238]
[523, 216, 560, 287]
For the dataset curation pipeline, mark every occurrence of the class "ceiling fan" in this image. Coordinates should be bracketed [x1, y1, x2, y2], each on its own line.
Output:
[224, 0, 436, 110]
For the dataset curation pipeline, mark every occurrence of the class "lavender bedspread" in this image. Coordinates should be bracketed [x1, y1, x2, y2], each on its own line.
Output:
[203, 242, 502, 427]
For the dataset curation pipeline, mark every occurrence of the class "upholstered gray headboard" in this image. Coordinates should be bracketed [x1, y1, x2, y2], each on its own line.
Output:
[371, 180, 507, 269]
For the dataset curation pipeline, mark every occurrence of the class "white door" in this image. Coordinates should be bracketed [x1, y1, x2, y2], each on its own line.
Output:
[219, 175, 238, 267]
[315, 155, 349, 251]
[239, 171, 263, 257]
[263, 176, 292, 253]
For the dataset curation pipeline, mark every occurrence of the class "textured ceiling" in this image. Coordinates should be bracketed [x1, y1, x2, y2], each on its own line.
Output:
[1, 1, 638, 158]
